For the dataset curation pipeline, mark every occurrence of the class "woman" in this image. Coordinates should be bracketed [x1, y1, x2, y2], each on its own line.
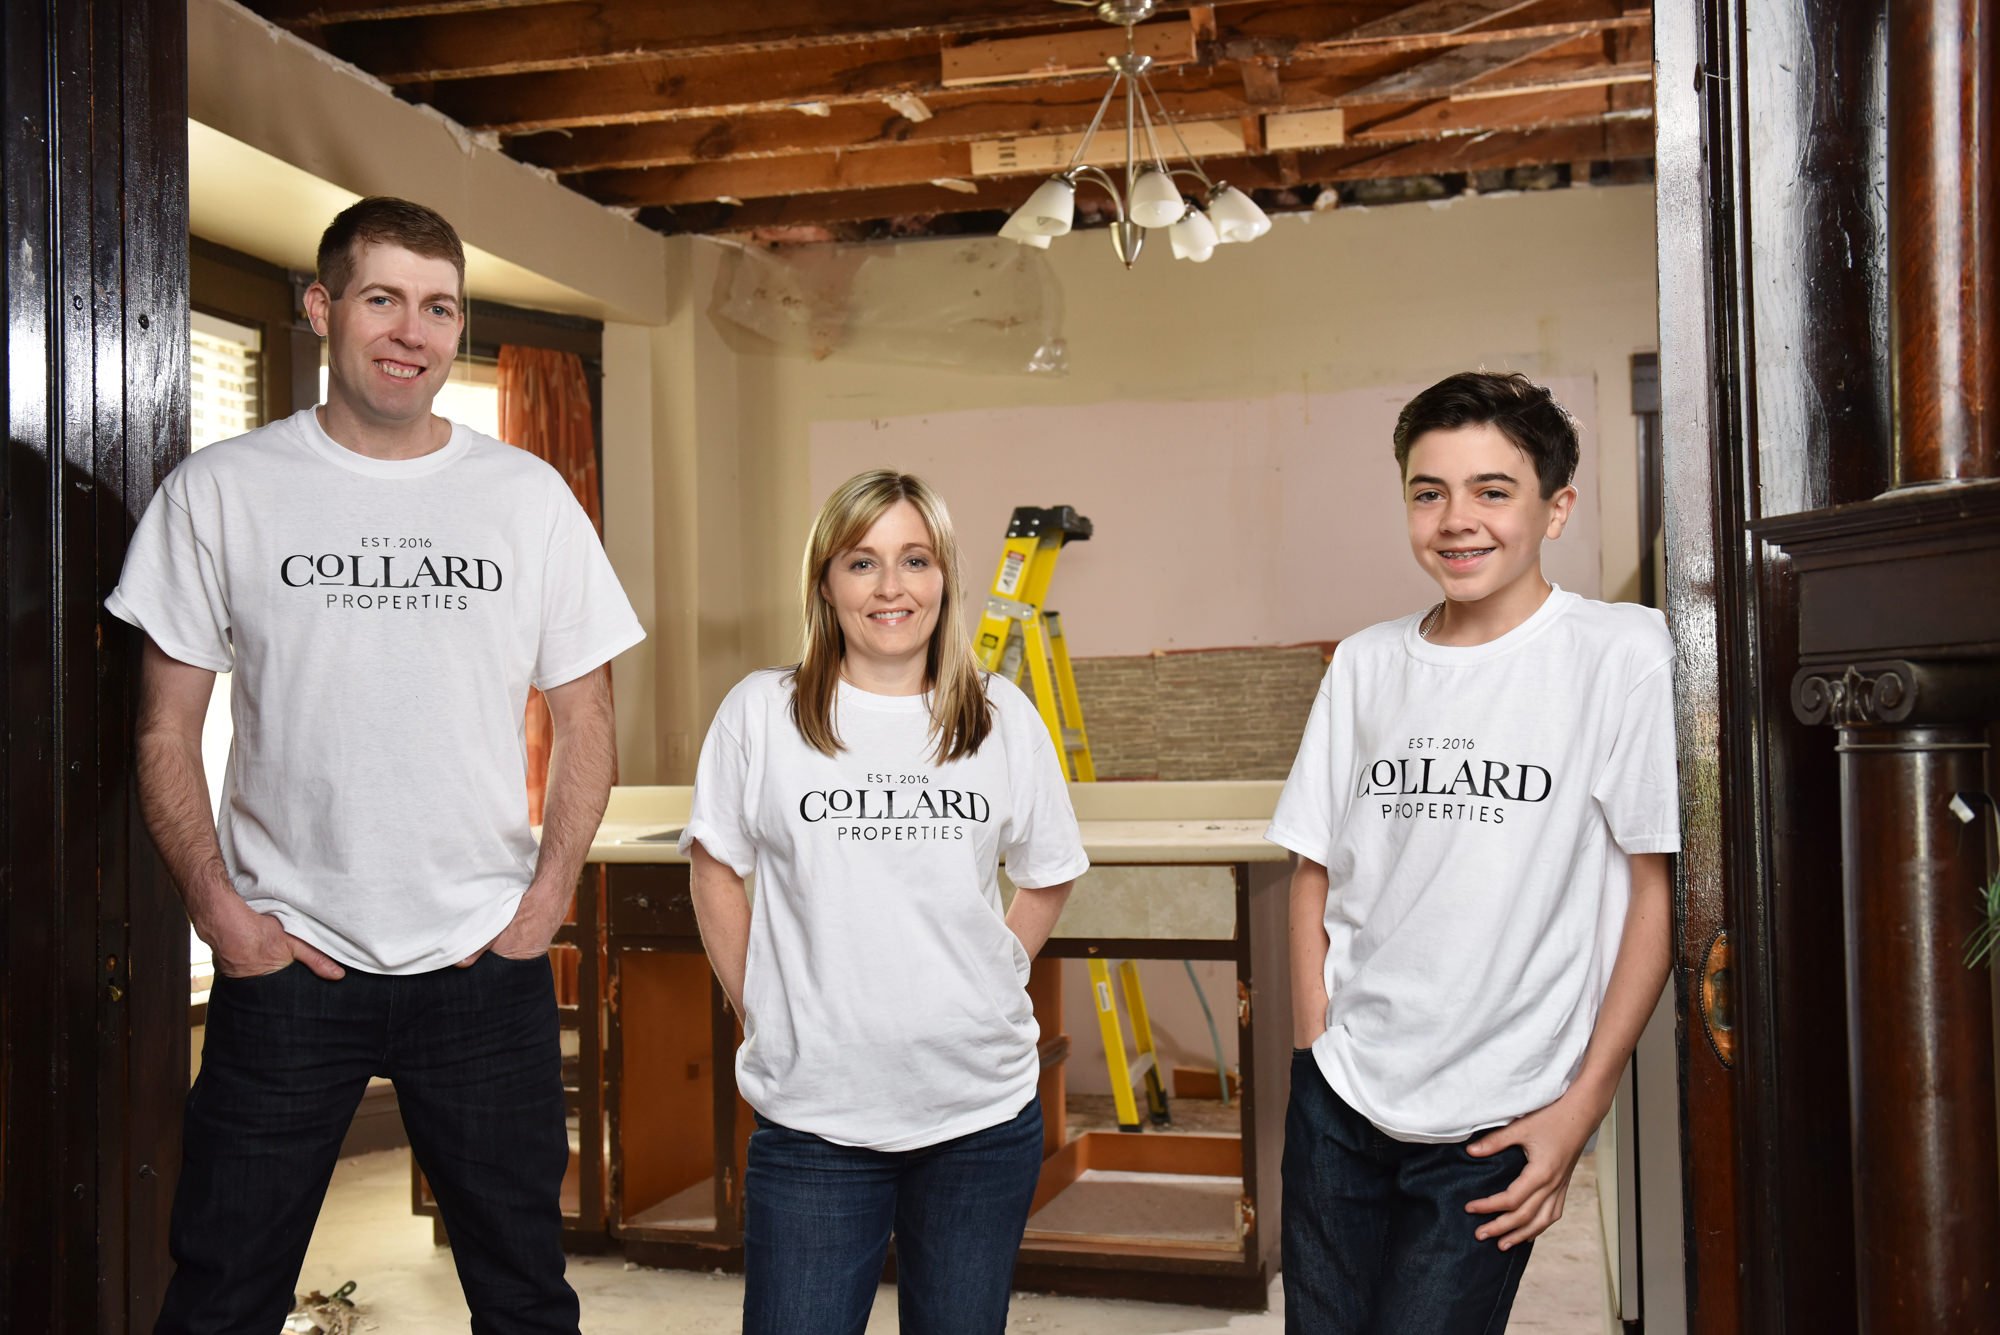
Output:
[679, 469, 1086, 1335]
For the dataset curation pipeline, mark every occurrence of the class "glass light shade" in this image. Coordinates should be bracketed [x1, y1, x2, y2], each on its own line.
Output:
[1129, 168, 1186, 228]
[999, 214, 1054, 248]
[1208, 184, 1272, 242]
[1169, 208, 1219, 259]
[1007, 176, 1076, 237]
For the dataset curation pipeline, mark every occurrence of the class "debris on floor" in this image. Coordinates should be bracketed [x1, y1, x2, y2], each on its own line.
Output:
[284, 1280, 360, 1334]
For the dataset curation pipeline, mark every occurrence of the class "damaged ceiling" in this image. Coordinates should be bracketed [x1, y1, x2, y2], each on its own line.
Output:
[242, 0, 1656, 242]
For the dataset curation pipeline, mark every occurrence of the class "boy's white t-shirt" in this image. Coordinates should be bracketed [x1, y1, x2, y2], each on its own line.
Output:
[1266, 588, 1678, 1143]
[106, 407, 645, 974]
[680, 669, 1089, 1152]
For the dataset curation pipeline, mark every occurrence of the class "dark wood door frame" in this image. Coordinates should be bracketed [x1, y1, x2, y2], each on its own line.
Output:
[2, 0, 191, 1329]
[1660, 0, 1997, 1330]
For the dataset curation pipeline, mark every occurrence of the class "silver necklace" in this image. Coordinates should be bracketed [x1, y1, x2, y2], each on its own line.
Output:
[1419, 602, 1445, 639]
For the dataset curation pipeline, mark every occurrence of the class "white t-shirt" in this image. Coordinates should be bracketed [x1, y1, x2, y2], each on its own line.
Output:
[681, 669, 1089, 1152]
[106, 408, 645, 974]
[1266, 588, 1679, 1142]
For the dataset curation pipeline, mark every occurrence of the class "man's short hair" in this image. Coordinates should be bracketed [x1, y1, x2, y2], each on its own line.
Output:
[315, 197, 466, 302]
[1392, 372, 1579, 499]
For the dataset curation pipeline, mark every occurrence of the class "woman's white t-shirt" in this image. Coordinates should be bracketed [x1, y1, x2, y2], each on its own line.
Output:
[681, 669, 1088, 1152]
[1266, 589, 1679, 1142]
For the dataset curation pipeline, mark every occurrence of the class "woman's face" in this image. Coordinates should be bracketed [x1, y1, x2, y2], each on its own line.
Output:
[822, 499, 946, 684]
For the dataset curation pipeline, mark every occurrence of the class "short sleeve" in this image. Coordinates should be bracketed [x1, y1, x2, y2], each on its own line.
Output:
[533, 484, 645, 690]
[1593, 659, 1681, 855]
[104, 476, 233, 672]
[1265, 665, 1340, 865]
[1001, 697, 1089, 890]
[679, 685, 758, 878]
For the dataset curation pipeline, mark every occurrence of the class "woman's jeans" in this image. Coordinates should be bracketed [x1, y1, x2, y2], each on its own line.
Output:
[1282, 1049, 1535, 1335]
[155, 954, 578, 1335]
[743, 1098, 1044, 1335]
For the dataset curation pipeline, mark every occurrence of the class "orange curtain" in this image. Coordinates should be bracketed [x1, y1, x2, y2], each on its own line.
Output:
[497, 345, 606, 825]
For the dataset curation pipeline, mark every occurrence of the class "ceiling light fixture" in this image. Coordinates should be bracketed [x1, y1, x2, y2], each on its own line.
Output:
[999, 0, 1271, 267]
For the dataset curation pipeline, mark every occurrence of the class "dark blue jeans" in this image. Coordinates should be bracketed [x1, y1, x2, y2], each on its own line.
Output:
[743, 1098, 1044, 1335]
[155, 953, 578, 1335]
[1282, 1049, 1534, 1335]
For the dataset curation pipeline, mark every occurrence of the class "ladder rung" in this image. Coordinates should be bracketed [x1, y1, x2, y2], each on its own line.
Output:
[1126, 1053, 1156, 1084]
[1061, 729, 1086, 749]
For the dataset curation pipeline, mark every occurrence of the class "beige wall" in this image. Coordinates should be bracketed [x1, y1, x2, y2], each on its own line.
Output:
[608, 184, 1660, 776]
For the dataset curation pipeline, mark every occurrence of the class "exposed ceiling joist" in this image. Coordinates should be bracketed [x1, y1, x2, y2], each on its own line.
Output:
[645, 118, 1652, 234]
[939, 21, 1198, 87]
[229, 0, 1658, 242]
[323, 0, 1265, 83]
[580, 82, 1629, 209]
[503, 33, 1644, 177]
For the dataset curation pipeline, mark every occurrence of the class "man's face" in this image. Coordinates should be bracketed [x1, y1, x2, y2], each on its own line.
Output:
[306, 241, 463, 431]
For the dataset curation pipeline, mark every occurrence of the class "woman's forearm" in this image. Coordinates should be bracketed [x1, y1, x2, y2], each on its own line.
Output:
[689, 841, 752, 1014]
[1005, 881, 1073, 959]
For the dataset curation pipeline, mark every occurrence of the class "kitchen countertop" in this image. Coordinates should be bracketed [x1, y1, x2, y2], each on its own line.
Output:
[584, 781, 1287, 866]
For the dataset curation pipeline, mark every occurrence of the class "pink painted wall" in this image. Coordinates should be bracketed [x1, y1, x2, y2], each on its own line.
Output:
[810, 377, 1603, 656]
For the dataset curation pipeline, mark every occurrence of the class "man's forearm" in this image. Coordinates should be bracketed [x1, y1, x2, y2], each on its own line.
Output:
[135, 729, 244, 936]
[528, 676, 618, 906]
[1566, 852, 1673, 1112]
[1290, 856, 1333, 1047]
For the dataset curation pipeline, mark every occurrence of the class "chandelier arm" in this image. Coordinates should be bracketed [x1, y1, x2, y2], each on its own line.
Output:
[1134, 79, 1172, 171]
[1144, 76, 1216, 189]
[1070, 165, 1128, 220]
[1066, 74, 1125, 172]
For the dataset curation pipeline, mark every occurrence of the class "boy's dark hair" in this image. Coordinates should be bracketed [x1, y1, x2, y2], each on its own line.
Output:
[315, 197, 466, 302]
[1392, 372, 1579, 499]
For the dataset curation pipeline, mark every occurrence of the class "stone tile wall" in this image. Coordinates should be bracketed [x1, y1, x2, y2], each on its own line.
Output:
[1024, 644, 1331, 780]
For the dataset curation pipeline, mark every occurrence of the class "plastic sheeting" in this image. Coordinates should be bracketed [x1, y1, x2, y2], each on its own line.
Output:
[710, 237, 1068, 377]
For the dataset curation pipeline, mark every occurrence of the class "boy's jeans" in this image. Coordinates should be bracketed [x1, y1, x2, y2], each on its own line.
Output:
[1282, 1049, 1534, 1334]
[155, 953, 579, 1335]
[742, 1098, 1043, 1335]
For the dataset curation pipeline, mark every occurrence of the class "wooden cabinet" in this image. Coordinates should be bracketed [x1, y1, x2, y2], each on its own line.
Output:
[412, 868, 612, 1253]
[414, 784, 1291, 1309]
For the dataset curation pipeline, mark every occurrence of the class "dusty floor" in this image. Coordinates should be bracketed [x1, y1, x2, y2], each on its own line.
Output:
[298, 1150, 1610, 1333]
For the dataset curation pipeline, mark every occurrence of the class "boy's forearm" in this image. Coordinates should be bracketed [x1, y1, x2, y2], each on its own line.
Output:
[1567, 852, 1673, 1112]
[1289, 856, 1333, 1047]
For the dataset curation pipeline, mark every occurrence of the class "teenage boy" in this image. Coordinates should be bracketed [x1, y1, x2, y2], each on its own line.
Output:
[112, 197, 643, 1333]
[1268, 371, 1677, 1332]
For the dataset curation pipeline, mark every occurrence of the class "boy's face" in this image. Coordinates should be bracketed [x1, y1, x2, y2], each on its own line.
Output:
[1402, 423, 1576, 606]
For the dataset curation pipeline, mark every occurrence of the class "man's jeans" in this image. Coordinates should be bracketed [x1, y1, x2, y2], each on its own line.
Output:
[155, 953, 579, 1335]
[742, 1098, 1044, 1335]
[1282, 1049, 1534, 1335]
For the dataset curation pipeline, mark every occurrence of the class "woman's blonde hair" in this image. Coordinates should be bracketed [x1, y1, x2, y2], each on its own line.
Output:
[789, 470, 993, 762]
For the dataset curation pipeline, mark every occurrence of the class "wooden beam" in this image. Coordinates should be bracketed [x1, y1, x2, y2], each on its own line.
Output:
[324, 0, 1095, 81]
[1349, 85, 1619, 139]
[1338, 33, 1584, 103]
[1218, 0, 1645, 60]
[424, 8, 1648, 132]
[940, 21, 1196, 87]
[507, 76, 1276, 174]
[576, 142, 979, 208]
[642, 119, 1653, 232]
[254, 0, 553, 22]
[423, 38, 950, 130]
[1330, 0, 1549, 46]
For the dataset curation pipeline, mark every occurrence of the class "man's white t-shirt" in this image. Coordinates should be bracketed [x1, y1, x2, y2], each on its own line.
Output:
[1266, 588, 1678, 1142]
[107, 407, 645, 974]
[681, 670, 1089, 1152]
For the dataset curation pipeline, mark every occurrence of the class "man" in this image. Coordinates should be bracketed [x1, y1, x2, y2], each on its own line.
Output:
[110, 197, 643, 1334]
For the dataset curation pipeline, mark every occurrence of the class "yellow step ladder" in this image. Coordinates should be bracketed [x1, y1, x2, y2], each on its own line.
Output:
[975, 506, 1170, 1131]
[972, 506, 1097, 782]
